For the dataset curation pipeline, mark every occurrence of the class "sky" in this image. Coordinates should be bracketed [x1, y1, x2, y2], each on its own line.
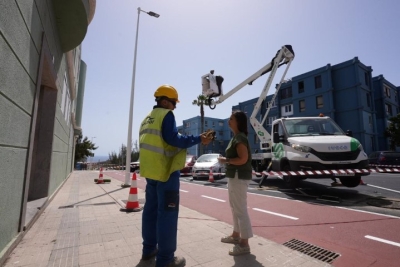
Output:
[81, 0, 400, 158]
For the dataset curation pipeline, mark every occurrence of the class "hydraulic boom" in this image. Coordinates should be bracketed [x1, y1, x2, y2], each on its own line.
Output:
[201, 45, 295, 151]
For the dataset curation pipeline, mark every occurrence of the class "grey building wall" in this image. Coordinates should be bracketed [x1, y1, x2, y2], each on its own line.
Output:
[0, 0, 91, 262]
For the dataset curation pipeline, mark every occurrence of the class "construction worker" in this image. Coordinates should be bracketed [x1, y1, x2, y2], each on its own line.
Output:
[139, 85, 212, 267]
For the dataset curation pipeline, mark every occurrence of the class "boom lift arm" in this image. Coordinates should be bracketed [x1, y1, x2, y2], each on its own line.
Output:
[201, 45, 295, 150]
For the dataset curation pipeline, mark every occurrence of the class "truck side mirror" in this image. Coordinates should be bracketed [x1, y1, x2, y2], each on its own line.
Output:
[346, 130, 353, 137]
[273, 132, 280, 143]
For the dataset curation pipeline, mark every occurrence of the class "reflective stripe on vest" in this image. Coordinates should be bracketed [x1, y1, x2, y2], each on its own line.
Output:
[140, 143, 183, 158]
[139, 128, 184, 157]
[139, 108, 186, 181]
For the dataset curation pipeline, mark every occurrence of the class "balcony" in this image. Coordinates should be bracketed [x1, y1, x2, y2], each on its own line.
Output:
[53, 0, 96, 52]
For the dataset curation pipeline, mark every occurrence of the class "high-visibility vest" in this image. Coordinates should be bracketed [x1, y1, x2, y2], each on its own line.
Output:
[139, 108, 186, 182]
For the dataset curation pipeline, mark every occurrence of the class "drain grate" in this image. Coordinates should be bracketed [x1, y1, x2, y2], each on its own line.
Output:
[283, 239, 340, 263]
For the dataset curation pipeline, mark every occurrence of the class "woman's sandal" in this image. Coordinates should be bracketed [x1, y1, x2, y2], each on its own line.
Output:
[229, 244, 250, 256]
[221, 235, 240, 244]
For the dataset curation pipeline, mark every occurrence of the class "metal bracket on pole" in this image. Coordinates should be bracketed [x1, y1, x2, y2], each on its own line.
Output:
[258, 162, 272, 188]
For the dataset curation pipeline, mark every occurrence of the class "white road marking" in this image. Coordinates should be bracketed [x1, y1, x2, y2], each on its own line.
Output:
[181, 180, 400, 219]
[366, 184, 400, 194]
[335, 206, 400, 219]
[201, 195, 226, 202]
[180, 190, 188, 193]
[365, 235, 400, 247]
[253, 208, 299, 220]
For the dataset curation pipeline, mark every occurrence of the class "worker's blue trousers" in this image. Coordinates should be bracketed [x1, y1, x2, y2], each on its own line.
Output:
[142, 171, 180, 267]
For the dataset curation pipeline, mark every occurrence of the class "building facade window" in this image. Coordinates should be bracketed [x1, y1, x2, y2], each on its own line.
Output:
[385, 103, 392, 116]
[299, 100, 305, 112]
[218, 121, 223, 126]
[60, 73, 71, 125]
[369, 115, 372, 128]
[384, 86, 391, 98]
[370, 136, 373, 150]
[267, 116, 277, 125]
[314, 75, 322, 89]
[61, 73, 68, 114]
[316, 95, 323, 109]
[64, 95, 71, 125]
[280, 87, 292, 99]
[185, 122, 190, 127]
[266, 99, 277, 108]
[298, 81, 304, 93]
[366, 93, 371, 107]
[205, 121, 208, 127]
[254, 134, 259, 144]
[281, 104, 293, 116]
[364, 72, 369, 86]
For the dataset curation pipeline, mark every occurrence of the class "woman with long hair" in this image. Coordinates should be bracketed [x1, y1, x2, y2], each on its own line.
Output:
[218, 111, 253, 256]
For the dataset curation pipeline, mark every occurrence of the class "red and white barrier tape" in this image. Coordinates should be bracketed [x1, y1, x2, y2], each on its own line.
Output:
[369, 164, 400, 168]
[251, 168, 400, 177]
[181, 168, 399, 178]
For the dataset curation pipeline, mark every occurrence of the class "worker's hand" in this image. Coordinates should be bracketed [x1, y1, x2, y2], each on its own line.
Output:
[200, 134, 212, 145]
[217, 157, 227, 164]
[202, 129, 216, 140]
[200, 129, 215, 145]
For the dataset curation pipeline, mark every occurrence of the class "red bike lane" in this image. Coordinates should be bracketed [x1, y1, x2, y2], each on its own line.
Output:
[106, 171, 400, 266]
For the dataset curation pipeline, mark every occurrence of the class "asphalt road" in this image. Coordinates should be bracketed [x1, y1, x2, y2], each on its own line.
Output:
[180, 172, 400, 218]
[106, 170, 400, 266]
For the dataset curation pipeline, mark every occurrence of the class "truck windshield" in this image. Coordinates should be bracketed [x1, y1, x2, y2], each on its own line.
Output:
[283, 118, 345, 137]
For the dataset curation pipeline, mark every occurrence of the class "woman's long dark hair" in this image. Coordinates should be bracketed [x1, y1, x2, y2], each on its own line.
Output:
[232, 111, 248, 136]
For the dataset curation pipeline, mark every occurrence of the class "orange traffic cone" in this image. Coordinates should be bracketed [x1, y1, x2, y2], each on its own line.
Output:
[96, 167, 104, 184]
[360, 178, 367, 185]
[120, 172, 142, 212]
[208, 167, 215, 183]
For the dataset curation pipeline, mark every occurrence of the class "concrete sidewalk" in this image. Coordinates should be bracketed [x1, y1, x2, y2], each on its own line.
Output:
[3, 171, 330, 267]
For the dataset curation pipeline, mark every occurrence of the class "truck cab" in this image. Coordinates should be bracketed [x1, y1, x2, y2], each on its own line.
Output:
[271, 116, 369, 187]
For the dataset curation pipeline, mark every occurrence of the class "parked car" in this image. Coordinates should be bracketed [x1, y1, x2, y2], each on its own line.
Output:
[192, 153, 226, 180]
[130, 160, 140, 172]
[180, 155, 197, 175]
[368, 151, 400, 166]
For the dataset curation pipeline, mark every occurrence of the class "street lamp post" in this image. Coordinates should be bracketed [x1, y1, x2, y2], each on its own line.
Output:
[122, 7, 160, 187]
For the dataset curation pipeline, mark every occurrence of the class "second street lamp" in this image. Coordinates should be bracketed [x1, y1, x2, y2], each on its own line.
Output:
[122, 7, 160, 187]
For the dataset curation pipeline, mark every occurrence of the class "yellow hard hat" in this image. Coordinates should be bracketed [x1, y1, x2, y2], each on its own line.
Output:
[154, 85, 180, 102]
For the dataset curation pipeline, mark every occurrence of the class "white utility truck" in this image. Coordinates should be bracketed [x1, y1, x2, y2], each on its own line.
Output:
[201, 45, 370, 187]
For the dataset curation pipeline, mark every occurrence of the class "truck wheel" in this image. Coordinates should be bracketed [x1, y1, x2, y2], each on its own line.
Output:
[339, 176, 361, 187]
[282, 164, 298, 188]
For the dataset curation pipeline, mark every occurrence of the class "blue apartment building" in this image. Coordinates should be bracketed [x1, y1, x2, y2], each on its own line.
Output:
[177, 116, 230, 156]
[178, 57, 399, 157]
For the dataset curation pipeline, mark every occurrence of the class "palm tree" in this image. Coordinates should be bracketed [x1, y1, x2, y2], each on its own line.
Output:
[192, 94, 208, 155]
[74, 134, 98, 164]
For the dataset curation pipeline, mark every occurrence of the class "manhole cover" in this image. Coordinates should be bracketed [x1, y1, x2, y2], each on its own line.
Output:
[367, 198, 400, 209]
